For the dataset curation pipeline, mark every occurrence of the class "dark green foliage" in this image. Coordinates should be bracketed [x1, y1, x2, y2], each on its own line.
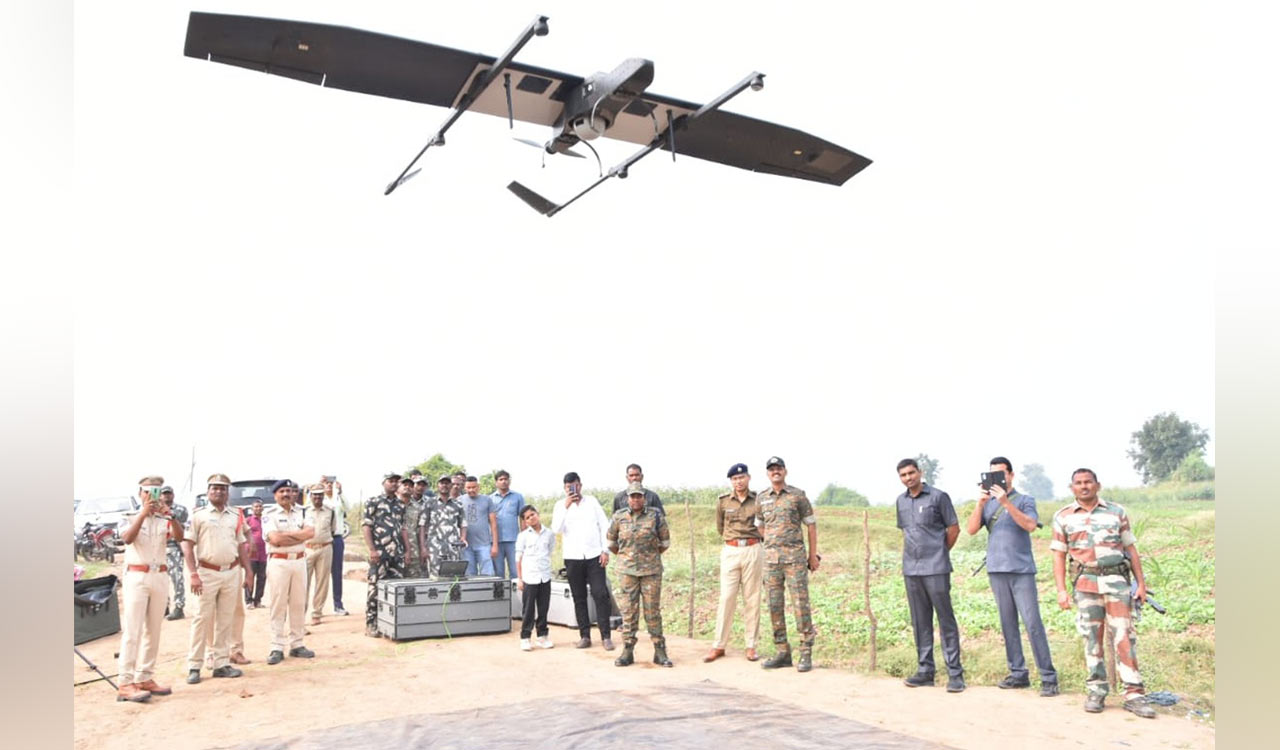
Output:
[815, 483, 870, 506]
[1127, 412, 1210, 484]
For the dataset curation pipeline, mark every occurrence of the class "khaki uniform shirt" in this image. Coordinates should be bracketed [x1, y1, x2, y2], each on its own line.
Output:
[756, 484, 816, 565]
[716, 490, 762, 543]
[187, 505, 247, 566]
[607, 506, 671, 576]
[263, 504, 310, 555]
[303, 503, 337, 546]
[123, 513, 171, 569]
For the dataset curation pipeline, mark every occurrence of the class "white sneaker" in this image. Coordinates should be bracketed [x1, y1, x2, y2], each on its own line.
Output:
[520, 638, 532, 651]
[537, 637, 554, 649]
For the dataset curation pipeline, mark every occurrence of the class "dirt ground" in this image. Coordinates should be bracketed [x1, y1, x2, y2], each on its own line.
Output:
[73, 563, 1215, 750]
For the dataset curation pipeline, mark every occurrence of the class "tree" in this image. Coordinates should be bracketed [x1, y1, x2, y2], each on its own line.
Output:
[407, 454, 499, 494]
[1127, 412, 1210, 484]
[1018, 463, 1054, 500]
[915, 453, 941, 486]
[814, 483, 870, 507]
[1171, 452, 1215, 482]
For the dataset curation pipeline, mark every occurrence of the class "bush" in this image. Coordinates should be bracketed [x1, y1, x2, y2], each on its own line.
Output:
[1172, 453, 1215, 482]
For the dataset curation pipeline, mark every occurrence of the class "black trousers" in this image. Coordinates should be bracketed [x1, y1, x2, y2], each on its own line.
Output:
[247, 560, 267, 605]
[565, 557, 611, 639]
[904, 573, 964, 678]
[520, 581, 551, 638]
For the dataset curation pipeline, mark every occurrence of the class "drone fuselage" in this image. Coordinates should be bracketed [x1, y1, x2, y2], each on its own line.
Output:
[545, 57, 654, 154]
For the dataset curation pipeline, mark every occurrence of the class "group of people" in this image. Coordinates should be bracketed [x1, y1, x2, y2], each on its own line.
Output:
[112, 456, 1160, 719]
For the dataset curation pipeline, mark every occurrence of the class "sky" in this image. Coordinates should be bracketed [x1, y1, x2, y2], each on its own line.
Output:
[72, 1, 1219, 505]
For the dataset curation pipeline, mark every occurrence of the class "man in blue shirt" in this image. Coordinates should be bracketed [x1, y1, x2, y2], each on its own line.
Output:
[966, 456, 1059, 696]
[491, 470, 525, 581]
[895, 457, 965, 693]
[460, 476, 498, 576]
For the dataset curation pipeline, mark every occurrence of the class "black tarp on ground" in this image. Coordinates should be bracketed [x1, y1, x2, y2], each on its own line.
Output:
[221, 680, 950, 750]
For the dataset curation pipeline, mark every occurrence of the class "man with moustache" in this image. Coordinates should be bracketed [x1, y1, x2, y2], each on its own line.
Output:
[896, 457, 965, 692]
[403, 477, 430, 578]
[611, 463, 666, 514]
[422, 476, 466, 577]
[705, 463, 763, 663]
[757, 457, 820, 673]
[183, 473, 251, 684]
[263, 479, 316, 664]
[362, 472, 408, 637]
[116, 475, 185, 703]
[551, 471, 615, 650]
[492, 470, 525, 581]
[450, 471, 467, 500]
[608, 482, 673, 668]
[303, 484, 337, 625]
[460, 476, 498, 576]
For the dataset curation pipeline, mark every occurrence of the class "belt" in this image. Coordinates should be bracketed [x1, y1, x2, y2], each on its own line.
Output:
[269, 552, 305, 560]
[198, 560, 236, 572]
[306, 542, 332, 549]
[725, 538, 761, 547]
[1077, 562, 1129, 576]
[126, 564, 168, 573]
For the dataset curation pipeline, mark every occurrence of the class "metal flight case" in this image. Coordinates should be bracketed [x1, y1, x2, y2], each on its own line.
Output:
[510, 574, 623, 630]
[375, 575, 513, 641]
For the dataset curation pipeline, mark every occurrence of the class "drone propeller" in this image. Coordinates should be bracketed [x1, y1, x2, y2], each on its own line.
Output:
[512, 136, 586, 158]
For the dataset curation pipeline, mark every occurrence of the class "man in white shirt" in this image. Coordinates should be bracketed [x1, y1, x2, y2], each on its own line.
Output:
[515, 504, 556, 651]
[550, 471, 614, 650]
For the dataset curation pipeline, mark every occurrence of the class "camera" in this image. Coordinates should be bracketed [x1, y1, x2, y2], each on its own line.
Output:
[980, 471, 1008, 491]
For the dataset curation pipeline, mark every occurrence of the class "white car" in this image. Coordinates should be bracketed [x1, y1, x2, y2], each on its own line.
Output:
[74, 495, 141, 532]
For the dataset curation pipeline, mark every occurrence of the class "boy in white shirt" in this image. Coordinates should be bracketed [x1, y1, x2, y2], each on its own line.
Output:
[515, 505, 556, 651]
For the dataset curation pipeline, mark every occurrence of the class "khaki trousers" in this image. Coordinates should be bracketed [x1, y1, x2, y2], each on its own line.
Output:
[118, 570, 167, 683]
[186, 566, 239, 671]
[305, 545, 333, 619]
[205, 569, 245, 666]
[268, 557, 307, 651]
[712, 543, 763, 650]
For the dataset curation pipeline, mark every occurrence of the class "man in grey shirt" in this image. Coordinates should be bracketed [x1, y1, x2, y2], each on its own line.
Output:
[966, 456, 1058, 696]
[895, 457, 965, 692]
[611, 463, 665, 513]
[460, 476, 498, 576]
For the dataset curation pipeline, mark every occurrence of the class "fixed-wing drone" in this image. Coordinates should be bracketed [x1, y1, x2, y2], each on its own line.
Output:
[183, 12, 872, 217]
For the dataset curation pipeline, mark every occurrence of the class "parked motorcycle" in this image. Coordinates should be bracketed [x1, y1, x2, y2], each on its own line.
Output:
[75, 523, 121, 563]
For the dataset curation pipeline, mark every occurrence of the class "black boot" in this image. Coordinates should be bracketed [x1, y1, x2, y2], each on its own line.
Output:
[165, 606, 184, 621]
[614, 643, 635, 667]
[762, 648, 793, 669]
[653, 643, 673, 668]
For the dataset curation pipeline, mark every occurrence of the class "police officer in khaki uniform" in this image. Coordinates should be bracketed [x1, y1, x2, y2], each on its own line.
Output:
[705, 462, 763, 663]
[183, 473, 251, 684]
[264, 479, 316, 664]
[303, 483, 337, 625]
[116, 475, 184, 703]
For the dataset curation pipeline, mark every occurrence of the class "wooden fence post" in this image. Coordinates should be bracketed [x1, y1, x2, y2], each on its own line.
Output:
[863, 510, 878, 671]
[686, 494, 695, 638]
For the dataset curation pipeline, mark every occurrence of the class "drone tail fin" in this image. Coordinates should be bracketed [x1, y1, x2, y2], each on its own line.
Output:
[507, 181, 557, 216]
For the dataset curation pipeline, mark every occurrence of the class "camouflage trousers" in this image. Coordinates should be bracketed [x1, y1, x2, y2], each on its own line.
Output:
[166, 544, 184, 610]
[404, 542, 428, 578]
[765, 561, 814, 650]
[365, 554, 405, 629]
[619, 573, 664, 647]
[1075, 589, 1144, 698]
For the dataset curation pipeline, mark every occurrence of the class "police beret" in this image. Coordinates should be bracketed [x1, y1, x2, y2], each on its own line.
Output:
[727, 463, 749, 478]
[270, 479, 298, 494]
[765, 456, 786, 469]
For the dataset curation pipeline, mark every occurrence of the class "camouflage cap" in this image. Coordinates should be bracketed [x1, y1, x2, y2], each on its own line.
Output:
[626, 481, 646, 496]
[206, 473, 231, 486]
[383, 471, 402, 481]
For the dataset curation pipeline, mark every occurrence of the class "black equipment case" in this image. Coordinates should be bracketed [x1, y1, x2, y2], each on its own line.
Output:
[74, 574, 121, 644]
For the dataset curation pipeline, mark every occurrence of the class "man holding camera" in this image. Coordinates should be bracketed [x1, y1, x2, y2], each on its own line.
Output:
[183, 473, 251, 684]
[362, 472, 408, 637]
[895, 458, 965, 692]
[116, 475, 185, 703]
[1052, 468, 1155, 718]
[966, 457, 1058, 696]
[551, 472, 615, 650]
[160, 485, 188, 621]
[757, 457, 819, 673]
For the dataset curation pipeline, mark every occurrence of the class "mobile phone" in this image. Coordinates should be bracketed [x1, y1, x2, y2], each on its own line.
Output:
[980, 471, 1008, 491]
[324, 475, 336, 482]
[147, 486, 163, 501]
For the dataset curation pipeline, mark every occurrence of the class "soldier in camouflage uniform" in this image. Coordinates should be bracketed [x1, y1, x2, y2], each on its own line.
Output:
[162, 487, 189, 620]
[421, 476, 466, 577]
[1051, 468, 1156, 718]
[756, 457, 820, 673]
[403, 477, 429, 578]
[607, 482, 673, 667]
[361, 472, 408, 637]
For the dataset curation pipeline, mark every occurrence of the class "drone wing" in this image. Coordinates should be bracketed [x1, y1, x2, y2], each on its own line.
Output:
[183, 11, 580, 127]
[599, 91, 871, 186]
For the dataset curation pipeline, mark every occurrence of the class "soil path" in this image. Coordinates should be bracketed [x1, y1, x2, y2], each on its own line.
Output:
[73, 565, 1214, 750]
